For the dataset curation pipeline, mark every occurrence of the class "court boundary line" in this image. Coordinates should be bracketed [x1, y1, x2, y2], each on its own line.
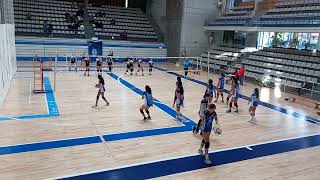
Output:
[0, 77, 60, 121]
[50, 132, 320, 180]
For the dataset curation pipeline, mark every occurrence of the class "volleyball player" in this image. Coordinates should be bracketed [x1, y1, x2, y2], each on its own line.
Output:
[125, 59, 131, 75]
[226, 77, 236, 106]
[93, 75, 110, 107]
[198, 103, 218, 165]
[107, 57, 113, 72]
[173, 77, 184, 120]
[107, 50, 113, 72]
[96, 57, 102, 73]
[136, 58, 144, 76]
[214, 73, 225, 103]
[204, 79, 215, 103]
[140, 85, 153, 120]
[68, 56, 77, 72]
[192, 94, 209, 134]
[129, 59, 134, 75]
[183, 58, 190, 77]
[148, 59, 153, 75]
[248, 88, 259, 124]
[226, 78, 240, 113]
[83, 57, 90, 76]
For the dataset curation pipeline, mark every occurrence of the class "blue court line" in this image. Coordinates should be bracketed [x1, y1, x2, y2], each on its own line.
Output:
[104, 126, 190, 141]
[154, 67, 320, 125]
[0, 77, 59, 121]
[0, 136, 101, 155]
[59, 133, 320, 180]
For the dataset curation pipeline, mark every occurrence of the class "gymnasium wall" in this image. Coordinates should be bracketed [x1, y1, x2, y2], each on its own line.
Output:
[180, 0, 220, 56]
[146, 0, 167, 41]
[15, 36, 167, 60]
[0, 24, 17, 105]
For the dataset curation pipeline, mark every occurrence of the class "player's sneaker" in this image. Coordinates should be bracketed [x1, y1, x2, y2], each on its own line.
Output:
[204, 157, 212, 165]
[198, 149, 204, 156]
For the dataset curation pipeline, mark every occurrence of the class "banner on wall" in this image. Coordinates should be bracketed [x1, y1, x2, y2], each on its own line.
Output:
[88, 40, 103, 59]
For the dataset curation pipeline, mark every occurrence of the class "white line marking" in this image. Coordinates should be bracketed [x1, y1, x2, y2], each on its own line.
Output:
[49, 132, 320, 180]
[246, 147, 253, 151]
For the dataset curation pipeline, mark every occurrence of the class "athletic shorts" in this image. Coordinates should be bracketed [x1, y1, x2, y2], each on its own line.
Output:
[176, 95, 184, 106]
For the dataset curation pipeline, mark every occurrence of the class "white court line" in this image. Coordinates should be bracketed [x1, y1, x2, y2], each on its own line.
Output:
[49, 132, 320, 180]
[246, 147, 253, 151]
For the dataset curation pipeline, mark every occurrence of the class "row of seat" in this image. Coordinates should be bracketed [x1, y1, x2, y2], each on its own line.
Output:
[243, 59, 320, 79]
[216, 15, 252, 20]
[249, 55, 320, 71]
[88, 5, 140, 14]
[15, 19, 69, 26]
[240, 63, 318, 84]
[92, 24, 154, 32]
[277, 0, 320, 7]
[15, 0, 75, 8]
[14, 5, 76, 12]
[15, 11, 66, 18]
[95, 32, 157, 39]
[254, 51, 320, 63]
[88, 9, 145, 19]
[93, 28, 156, 35]
[232, 5, 254, 11]
[262, 12, 320, 18]
[268, 6, 320, 13]
[15, 27, 84, 35]
[224, 10, 250, 16]
[91, 16, 150, 25]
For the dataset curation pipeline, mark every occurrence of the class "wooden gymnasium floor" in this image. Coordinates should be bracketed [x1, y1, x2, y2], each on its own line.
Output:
[0, 61, 319, 180]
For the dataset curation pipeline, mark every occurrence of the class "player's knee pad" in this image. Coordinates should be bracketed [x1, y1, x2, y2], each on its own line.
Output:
[96, 95, 100, 99]
[205, 142, 210, 149]
[202, 139, 205, 144]
[145, 109, 150, 114]
[234, 102, 238, 107]
[229, 102, 232, 107]
[140, 109, 144, 114]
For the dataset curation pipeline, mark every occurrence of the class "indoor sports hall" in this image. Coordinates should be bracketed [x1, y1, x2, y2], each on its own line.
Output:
[0, 0, 320, 179]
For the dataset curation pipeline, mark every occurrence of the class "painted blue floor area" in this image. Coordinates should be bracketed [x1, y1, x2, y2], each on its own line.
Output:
[154, 67, 320, 125]
[0, 77, 59, 121]
[60, 133, 320, 180]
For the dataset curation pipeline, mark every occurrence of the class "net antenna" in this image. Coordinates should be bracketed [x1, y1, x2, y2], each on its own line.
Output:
[33, 54, 44, 93]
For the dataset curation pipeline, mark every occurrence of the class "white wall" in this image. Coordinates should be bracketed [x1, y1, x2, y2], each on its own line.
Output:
[0, 24, 16, 105]
[148, 0, 167, 38]
[180, 0, 220, 56]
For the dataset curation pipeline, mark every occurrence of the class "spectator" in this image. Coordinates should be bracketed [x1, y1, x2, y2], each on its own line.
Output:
[79, 24, 84, 31]
[48, 22, 53, 33]
[26, 13, 32, 20]
[110, 18, 116, 25]
[239, 65, 245, 85]
[121, 30, 128, 40]
[43, 20, 48, 32]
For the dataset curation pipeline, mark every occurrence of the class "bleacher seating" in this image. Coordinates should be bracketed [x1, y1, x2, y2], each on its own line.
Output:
[195, 45, 244, 71]
[14, 0, 85, 38]
[88, 4, 158, 41]
[230, 48, 320, 89]
[208, 0, 320, 27]
[14, 0, 159, 42]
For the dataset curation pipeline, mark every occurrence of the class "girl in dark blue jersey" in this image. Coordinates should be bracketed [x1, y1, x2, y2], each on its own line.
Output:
[248, 88, 259, 124]
[214, 74, 225, 103]
[226, 78, 240, 113]
[198, 103, 218, 165]
[140, 85, 153, 120]
[204, 79, 215, 103]
[173, 77, 184, 121]
[193, 94, 209, 134]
